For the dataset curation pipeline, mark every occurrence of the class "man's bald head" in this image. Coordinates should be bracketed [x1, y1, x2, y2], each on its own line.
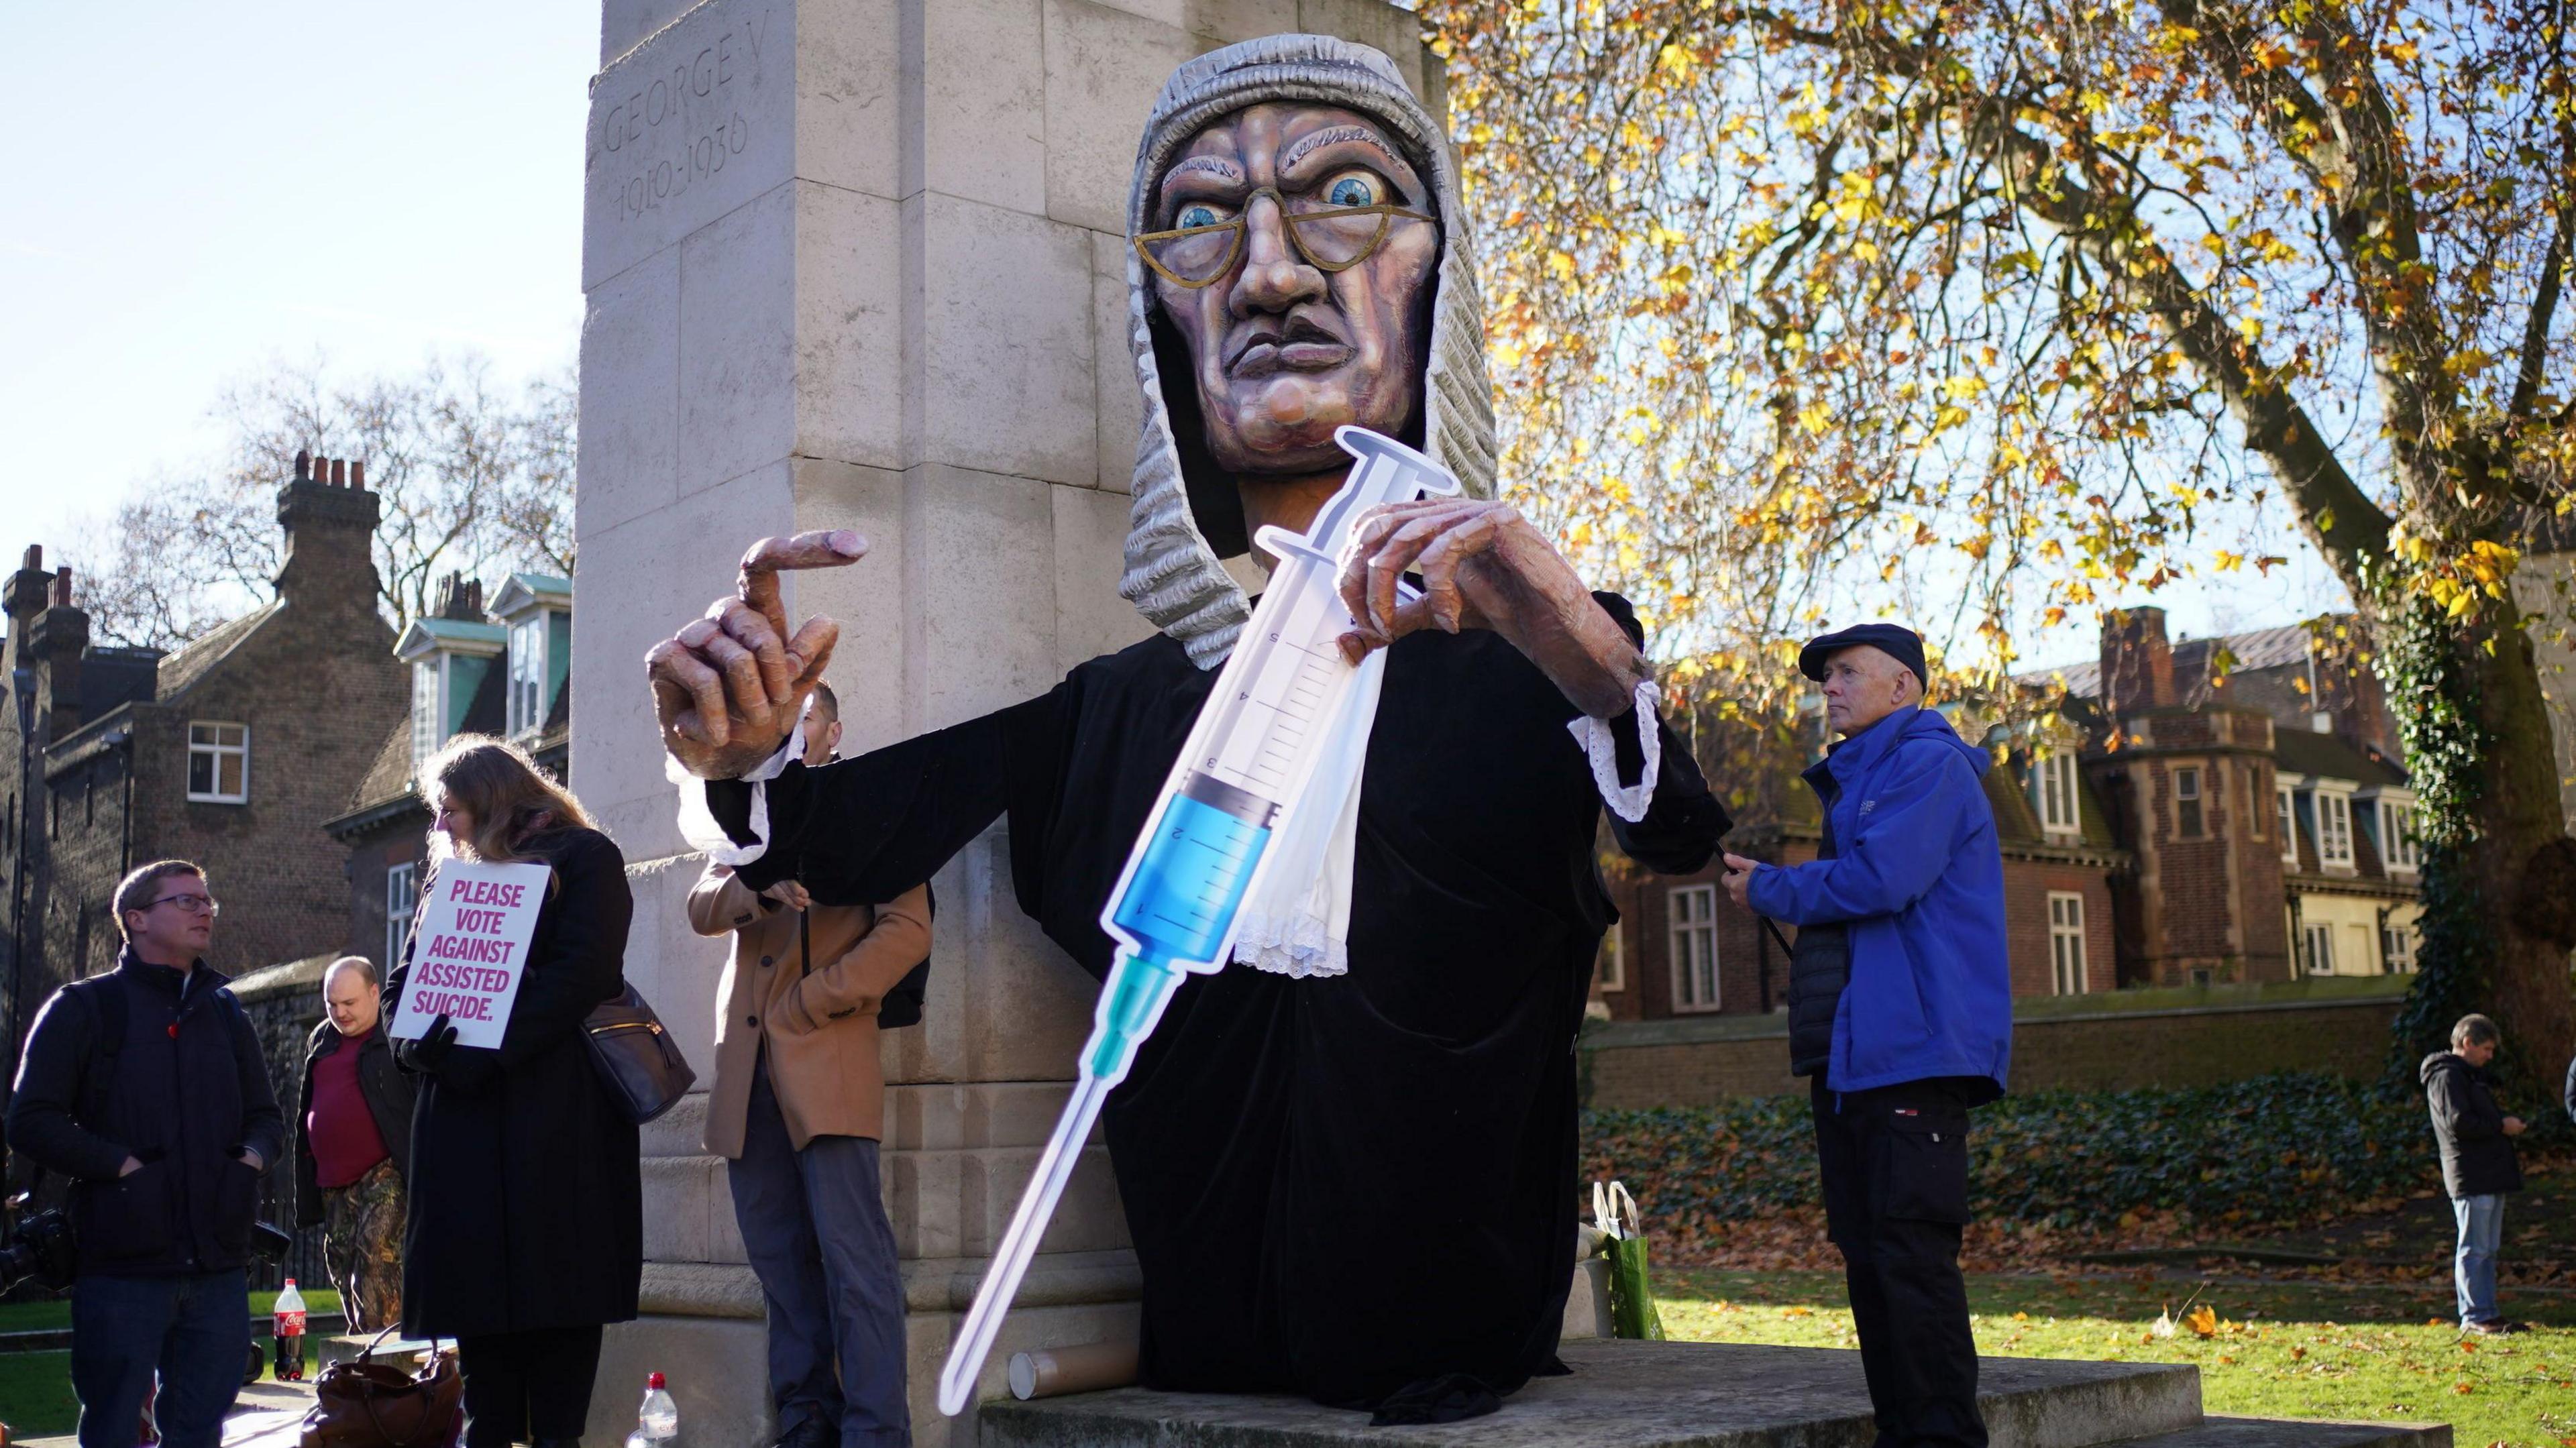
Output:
[1819, 645, 1921, 738]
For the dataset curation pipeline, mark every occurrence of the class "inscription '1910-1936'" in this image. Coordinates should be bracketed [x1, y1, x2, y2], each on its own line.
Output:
[590, 10, 770, 225]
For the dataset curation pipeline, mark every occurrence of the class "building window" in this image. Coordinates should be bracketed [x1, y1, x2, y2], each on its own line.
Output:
[386, 861, 418, 970]
[186, 722, 249, 803]
[2173, 767, 2204, 838]
[1597, 928, 1625, 993]
[2303, 922, 2336, 976]
[2047, 891, 2088, 995]
[2378, 800, 2420, 873]
[2243, 767, 2263, 839]
[508, 615, 548, 737]
[2033, 752, 2080, 837]
[411, 660, 441, 771]
[2277, 787, 2298, 865]
[2316, 791, 2354, 868]
[1669, 884, 1719, 1012]
[2381, 921, 2416, 973]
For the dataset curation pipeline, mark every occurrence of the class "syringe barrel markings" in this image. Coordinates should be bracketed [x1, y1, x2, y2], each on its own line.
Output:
[1106, 771, 1275, 968]
[1193, 568, 1351, 797]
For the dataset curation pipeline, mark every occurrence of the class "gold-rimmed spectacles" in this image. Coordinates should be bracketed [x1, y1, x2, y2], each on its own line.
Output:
[1134, 186, 1435, 289]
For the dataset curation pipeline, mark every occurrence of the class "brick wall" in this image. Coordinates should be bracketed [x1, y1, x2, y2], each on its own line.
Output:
[2088, 707, 2293, 986]
[1582, 979, 2406, 1108]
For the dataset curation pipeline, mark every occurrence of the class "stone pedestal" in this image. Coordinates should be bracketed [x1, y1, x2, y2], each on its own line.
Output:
[571, 1, 1440, 1441]
[981, 1340, 2447, 1448]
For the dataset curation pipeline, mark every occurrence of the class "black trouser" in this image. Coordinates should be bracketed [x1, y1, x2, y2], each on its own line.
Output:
[457, 1325, 606, 1447]
[1811, 1077, 1988, 1448]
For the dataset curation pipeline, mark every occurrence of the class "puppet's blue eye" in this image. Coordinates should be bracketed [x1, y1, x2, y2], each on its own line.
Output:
[1176, 203, 1224, 229]
[1326, 176, 1378, 208]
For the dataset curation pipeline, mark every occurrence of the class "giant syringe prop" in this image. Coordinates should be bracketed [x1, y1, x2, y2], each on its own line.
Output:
[935, 427, 1460, 1414]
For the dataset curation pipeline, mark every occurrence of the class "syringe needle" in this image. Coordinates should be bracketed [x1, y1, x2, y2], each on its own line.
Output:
[934, 1069, 1113, 1416]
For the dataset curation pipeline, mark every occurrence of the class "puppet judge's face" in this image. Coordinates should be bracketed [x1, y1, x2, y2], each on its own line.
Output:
[1146, 103, 1439, 480]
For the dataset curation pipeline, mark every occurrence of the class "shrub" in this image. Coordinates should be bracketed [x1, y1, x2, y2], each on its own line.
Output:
[1581, 1072, 2442, 1238]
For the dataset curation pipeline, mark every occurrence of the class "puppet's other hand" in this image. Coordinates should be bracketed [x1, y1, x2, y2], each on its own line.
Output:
[1334, 500, 1648, 717]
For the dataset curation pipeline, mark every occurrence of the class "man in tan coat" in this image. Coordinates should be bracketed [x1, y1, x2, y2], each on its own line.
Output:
[688, 683, 932, 1448]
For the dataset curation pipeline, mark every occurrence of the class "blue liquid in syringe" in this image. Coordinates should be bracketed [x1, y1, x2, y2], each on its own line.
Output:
[1093, 772, 1274, 1076]
[1111, 772, 1273, 958]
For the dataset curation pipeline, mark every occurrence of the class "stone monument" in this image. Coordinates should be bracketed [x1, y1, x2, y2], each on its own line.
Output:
[571, 2, 1440, 1441]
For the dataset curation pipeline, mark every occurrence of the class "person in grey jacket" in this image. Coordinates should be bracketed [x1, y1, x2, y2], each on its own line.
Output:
[2420, 1014, 2528, 1335]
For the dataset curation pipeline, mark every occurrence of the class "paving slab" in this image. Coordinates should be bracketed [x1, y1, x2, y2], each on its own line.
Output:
[2110, 1417, 2449, 1447]
[979, 1339, 2203, 1448]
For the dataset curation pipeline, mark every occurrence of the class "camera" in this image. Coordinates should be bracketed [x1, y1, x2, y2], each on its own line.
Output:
[0, 1194, 77, 1292]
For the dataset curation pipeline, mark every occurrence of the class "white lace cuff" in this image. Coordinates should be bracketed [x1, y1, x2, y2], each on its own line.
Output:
[671, 712, 807, 866]
[1566, 680, 1662, 824]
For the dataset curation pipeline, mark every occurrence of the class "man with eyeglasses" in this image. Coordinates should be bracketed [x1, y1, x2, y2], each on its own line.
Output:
[6, 859, 286, 1448]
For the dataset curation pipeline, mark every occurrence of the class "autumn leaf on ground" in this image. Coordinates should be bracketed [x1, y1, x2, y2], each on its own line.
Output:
[2183, 1304, 2218, 1338]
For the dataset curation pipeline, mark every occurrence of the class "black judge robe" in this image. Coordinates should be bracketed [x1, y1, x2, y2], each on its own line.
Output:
[711, 593, 1723, 1411]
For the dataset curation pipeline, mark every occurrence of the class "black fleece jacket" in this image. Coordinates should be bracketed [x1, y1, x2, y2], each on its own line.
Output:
[5, 950, 286, 1276]
[2422, 1050, 2522, 1200]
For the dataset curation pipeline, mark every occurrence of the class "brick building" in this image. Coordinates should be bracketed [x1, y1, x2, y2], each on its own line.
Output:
[1593, 606, 2422, 1021]
[2043, 608, 2422, 984]
[324, 571, 572, 972]
[1594, 737, 2129, 1022]
[1, 453, 408, 1059]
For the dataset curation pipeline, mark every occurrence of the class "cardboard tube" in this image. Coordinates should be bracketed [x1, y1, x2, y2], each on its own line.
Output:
[1006, 1339, 1141, 1400]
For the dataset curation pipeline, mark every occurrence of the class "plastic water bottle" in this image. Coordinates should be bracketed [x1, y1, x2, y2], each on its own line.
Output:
[625, 1373, 678, 1448]
[271, 1280, 308, 1382]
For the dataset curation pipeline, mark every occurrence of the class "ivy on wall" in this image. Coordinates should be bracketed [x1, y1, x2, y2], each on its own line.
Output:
[2377, 598, 2495, 1081]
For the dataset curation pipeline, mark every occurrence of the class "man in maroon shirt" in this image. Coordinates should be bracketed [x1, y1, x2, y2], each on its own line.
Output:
[292, 957, 419, 1332]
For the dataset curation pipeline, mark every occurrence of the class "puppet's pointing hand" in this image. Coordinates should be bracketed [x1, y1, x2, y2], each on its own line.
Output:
[1332, 500, 1652, 718]
[647, 530, 867, 779]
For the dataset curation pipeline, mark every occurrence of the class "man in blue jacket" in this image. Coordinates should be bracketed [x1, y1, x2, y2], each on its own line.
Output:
[1724, 623, 2010, 1448]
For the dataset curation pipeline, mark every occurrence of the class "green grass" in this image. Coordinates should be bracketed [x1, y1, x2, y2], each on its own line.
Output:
[0, 1286, 341, 1335]
[0, 1350, 80, 1437]
[1662, 1267, 2576, 1447]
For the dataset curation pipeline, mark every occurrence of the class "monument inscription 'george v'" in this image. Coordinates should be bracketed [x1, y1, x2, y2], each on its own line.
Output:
[584, 1, 786, 287]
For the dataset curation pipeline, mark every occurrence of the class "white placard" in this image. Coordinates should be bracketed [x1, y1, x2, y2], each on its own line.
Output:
[387, 861, 552, 1050]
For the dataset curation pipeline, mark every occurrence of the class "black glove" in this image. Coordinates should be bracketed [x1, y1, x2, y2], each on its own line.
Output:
[398, 1015, 462, 1072]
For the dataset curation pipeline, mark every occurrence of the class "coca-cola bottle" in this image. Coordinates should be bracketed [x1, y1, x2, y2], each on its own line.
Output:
[272, 1279, 308, 1382]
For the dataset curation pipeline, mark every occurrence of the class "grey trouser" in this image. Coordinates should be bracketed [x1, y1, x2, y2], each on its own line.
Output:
[729, 1052, 910, 1447]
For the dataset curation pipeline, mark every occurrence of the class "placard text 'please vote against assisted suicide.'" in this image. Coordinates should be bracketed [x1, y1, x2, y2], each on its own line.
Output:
[389, 860, 551, 1049]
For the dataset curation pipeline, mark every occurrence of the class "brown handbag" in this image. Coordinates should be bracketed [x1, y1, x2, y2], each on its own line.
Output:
[299, 1325, 462, 1448]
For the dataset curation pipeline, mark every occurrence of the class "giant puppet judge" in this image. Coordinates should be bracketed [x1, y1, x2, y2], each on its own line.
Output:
[645, 36, 1723, 1421]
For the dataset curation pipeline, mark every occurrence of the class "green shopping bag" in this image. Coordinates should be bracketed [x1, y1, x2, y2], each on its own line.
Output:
[1591, 1180, 1666, 1341]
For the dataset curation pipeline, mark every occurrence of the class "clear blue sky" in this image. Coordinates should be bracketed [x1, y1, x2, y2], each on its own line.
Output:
[1, 2, 596, 563]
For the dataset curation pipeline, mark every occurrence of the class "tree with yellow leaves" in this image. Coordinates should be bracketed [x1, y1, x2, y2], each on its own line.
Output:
[1424, 0, 2576, 1086]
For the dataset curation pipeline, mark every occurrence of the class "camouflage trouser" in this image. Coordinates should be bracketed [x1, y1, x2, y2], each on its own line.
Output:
[322, 1158, 408, 1333]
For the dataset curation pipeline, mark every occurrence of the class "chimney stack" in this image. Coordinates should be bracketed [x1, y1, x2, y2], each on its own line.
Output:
[433, 571, 486, 622]
[25, 564, 89, 744]
[4, 545, 50, 689]
[275, 445, 380, 608]
[2099, 606, 2177, 716]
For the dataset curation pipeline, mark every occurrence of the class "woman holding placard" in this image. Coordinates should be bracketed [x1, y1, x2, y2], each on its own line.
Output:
[387, 735, 643, 1448]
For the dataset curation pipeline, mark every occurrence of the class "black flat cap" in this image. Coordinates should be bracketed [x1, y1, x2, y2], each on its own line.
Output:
[1798, 623, 1927, 685]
